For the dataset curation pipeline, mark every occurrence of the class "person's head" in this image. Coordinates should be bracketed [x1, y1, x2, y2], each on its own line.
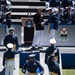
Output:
[8, 27, 14, 35]
[46, 7, 53, 14]
[7, 43, 13, 49]
[49, 39, 56, 46]
[37, 8, 43, 15]
[28, 54, 36, 62]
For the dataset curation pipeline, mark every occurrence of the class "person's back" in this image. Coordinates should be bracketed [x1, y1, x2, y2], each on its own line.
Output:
[45, 45, 59, 64]
[47, 56, 61, 75]
[4, 50, 15, 60]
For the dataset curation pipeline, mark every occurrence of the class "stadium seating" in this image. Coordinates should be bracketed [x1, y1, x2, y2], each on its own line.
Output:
[10, 1, 46, 24]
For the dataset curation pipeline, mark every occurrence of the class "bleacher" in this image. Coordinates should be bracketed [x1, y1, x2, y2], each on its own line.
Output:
[10, 0, 46, 24]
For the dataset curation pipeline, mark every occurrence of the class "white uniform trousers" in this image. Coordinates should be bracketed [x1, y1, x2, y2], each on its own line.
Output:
[5, 60, 15, 75]
[50, 29, 56, 40]
[32, 30, 43, 47]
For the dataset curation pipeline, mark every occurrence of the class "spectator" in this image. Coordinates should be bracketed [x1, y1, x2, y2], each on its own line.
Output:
[6, 0, 11, 10]
[58, 7, 64, 24]
[50, 0, 58, 7]
[63, 6, 75, 24]
[61, 0, 73, 8]
[0, 7, 5, 23]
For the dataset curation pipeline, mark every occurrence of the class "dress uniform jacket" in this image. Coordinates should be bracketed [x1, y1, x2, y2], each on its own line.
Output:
[48, 13, 58, 30]
[6, 17, 12, 28]
[47, 56, 61, 75]
[4, 34, 19, 49]
[45, 46, 59, 64]
[22, 60, 44, 73]
[33, 12, 44, 30]
[3, 49, 22, 66]
[0, 10, 5, 23]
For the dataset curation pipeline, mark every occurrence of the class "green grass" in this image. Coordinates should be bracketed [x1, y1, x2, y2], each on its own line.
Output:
[19, 69, 75, 75]
[19, 69, 25, 75]
[62, 69, 75, 75]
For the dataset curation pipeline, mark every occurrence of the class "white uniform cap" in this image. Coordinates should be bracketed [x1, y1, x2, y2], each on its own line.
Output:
[6, 0, 11, 5]
[29, 54, 36, 58]
[8, 27, 14, 32]
[53, 7, 58, 14]
[46, 7, 52, 11]
[7, 43, 13, 48]
[49, 39, 56, 44]
[4, 11, 11, 15]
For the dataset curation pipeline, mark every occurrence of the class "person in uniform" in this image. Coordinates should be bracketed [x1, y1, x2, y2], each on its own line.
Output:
[31, 8, 44, 50]
[5, 10, 12, 28]
[22, 54, 44, 75]
[6, 0, 11, 10]
[4, 27, 19, 50]
[47, 55, 61, 75]
[47, 7, 58, 40]
[0, 3, 5, 23]
[2, 43, 23, 75]
[45, 39, 59, 64]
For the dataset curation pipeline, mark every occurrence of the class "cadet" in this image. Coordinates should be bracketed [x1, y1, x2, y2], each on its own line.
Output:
[5, 10, 12, 28]
[45, 39, 59, 64]
[47, 56, 61, 75]
[4, 27, 19, 50]
[47, 7, 58, 40]
[2, 43, 23, 75]
[22, 54, 44, 75]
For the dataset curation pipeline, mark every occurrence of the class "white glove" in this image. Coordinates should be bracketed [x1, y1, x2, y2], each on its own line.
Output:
[54, 50, 57, 53]
[40, 71, 44, 74]
[22, 70, 25, 73]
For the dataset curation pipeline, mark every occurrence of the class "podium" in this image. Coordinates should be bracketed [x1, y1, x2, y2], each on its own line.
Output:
[21, 17, 34, 45]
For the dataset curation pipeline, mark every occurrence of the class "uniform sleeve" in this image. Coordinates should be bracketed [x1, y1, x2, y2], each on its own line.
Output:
[48, 16, 50, 24]
[4, 36, 8, 47]
[15, 35, 19, 50]
[58, 65, 61, 75]
[45, 49, 49, 64]
[36, 61, 44, 73]
[22, 61, 28, 74]
[3, 53, 6, 66]
[33, 14, 41, 25]
[33, 15, 37, 24]
[55, 48, 59, 63]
